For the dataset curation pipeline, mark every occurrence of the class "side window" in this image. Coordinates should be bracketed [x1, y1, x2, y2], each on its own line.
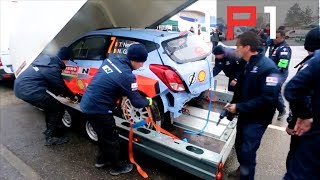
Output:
[106, 36, 159, 59]
[70, 36, 107, 60]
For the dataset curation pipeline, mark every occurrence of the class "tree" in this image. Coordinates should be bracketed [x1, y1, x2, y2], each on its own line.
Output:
[303, 6, 313, 25]
[284, 3, 304, 28]
[256, 15, 264, 29]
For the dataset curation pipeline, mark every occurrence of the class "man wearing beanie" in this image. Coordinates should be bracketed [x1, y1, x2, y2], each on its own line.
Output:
[285, 28, 320, 179]
[80, 43, 151, 176]
[212, 45, 246, 92]
[14, 46, 76, 146]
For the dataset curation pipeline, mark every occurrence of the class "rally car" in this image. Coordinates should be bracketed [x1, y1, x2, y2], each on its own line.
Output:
[61, 28, 213, 140]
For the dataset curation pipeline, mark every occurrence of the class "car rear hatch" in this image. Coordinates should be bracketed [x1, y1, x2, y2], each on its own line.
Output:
[158, 33, 213, 95]
[10, 0, 197, 77]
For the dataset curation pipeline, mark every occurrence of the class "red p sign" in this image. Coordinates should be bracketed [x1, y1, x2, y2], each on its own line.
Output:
[227, 6, 256, 40]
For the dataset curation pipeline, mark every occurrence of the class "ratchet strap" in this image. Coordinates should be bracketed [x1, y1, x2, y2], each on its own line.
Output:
[129, 121, 148, 178]
[146, 107, 180, 140]
[128, 106, 180, 179]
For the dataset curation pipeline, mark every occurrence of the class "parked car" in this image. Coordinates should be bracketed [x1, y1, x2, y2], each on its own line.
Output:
[0, 51, 15, 80]
[60, 28, 213, 133]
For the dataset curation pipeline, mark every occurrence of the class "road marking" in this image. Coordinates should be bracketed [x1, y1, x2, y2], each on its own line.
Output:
[0, 144, 42, 180]
[268, 124, 286, 132]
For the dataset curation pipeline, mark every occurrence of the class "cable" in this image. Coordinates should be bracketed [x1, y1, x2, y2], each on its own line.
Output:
[184, 54, 214, 135]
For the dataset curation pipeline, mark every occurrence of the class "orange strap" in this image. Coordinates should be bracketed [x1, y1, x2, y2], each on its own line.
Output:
[128, 106, 180, 179]
[146, 107, 180, 140]
[129, 122, 148, 178]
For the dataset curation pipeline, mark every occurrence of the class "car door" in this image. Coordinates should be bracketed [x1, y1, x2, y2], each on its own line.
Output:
[62, 35, 110, 94]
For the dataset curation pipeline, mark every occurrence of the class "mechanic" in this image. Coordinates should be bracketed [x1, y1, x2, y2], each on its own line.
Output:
[212, 45, 246, 92]
[80, 44, 152, 176]
[226, 31, 280, 180]
[14, 47, 76, 146]
[285, 28, 320, 177]
[269, 30, 292, 120]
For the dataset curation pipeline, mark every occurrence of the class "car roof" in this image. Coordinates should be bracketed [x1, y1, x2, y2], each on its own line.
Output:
[82, 28, 181, 41]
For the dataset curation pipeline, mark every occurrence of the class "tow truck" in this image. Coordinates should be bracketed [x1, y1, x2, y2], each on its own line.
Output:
[10, 1, 237, 179]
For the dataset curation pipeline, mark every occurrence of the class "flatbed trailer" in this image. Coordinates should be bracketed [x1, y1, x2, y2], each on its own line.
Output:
[50, 90, 236, 180]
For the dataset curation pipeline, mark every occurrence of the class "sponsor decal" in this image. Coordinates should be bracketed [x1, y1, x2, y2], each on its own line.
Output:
[77, 79, 86, 90]
[250, 66, 258, 73]
[131, 82, 138, 91]
[78, 67, 90, 74]
[266, 76, 278, 86]
[198, 70, 206, 82]
[102, 65, 113, 74]
[188, 73, 196, 86]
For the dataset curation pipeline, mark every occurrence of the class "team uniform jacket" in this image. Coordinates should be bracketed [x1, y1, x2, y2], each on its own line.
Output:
[269, 41, 292, 79]
[212, 48, 246, 81]
[284, 50, 320, 134]
[80, 56, 149, 115]
[14, 55, 74, 103]
[232, 53, 280, 125]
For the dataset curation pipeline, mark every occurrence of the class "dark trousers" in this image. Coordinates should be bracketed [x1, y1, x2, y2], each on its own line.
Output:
[25, 94, 65, 137]
[286, 135, 301, 170]
[284, 134, 320, 180]
[87, 114, 120, 165]
[228, 78, 235, 92]
[235, 122, 268, 180]
[211, 41, 219, 52]
[277, 72, 288, 114]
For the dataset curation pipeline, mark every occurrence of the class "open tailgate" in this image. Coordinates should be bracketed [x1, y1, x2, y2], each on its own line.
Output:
[10, 0, 197, 77]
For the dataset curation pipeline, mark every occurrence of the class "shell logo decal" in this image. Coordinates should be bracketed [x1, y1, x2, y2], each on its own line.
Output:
[77, 79, 86, 90]
[198, 70, 206, 82]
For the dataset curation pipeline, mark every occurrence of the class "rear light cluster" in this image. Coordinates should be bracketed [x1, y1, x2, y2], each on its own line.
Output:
[0, 57, 2, 66]
[215, 162, 223, 180]
[149, 64, 185, 92]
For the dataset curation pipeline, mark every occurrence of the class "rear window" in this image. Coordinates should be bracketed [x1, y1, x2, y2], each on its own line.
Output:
[162, 33, 210, 63]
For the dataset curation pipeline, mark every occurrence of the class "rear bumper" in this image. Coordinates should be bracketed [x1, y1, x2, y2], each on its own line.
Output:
[0, 68, 15, 80]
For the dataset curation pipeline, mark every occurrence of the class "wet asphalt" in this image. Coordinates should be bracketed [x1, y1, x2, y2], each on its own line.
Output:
[0, 40, 305, 179]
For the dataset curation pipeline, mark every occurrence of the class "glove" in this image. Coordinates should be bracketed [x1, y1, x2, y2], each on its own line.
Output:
[146, 97, 153, 106]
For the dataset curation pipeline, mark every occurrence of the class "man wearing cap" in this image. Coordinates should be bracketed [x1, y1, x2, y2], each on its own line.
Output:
[14, 47, 76, 146]
[284, 27, 320, 179]
[80, 43, 152, 176]
[212, 45, 246, 92]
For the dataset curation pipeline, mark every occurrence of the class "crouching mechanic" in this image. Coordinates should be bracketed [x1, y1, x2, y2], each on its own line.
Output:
[212, 45, 246, 92]
[14, 47, 76, 146]
[80, 44, 152, 176]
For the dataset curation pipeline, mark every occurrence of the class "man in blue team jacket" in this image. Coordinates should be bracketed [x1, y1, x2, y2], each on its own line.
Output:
[14, 47, 75, 146]
[226, 32, 280, 180]
[283, 28, 320, 180]
[80, 44, 152, 176]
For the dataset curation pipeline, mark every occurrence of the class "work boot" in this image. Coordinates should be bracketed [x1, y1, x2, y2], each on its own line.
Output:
[110, 163, 133, 176]
[45, 136, 69, 146]
[95, 159, 111, 168]
[277, 110, 286, 120]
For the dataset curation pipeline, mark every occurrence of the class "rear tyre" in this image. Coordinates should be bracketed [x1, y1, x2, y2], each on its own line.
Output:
[62, 110, 72, 128]
[85, 121, 98, 142]
[121, 96, 164, 129]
